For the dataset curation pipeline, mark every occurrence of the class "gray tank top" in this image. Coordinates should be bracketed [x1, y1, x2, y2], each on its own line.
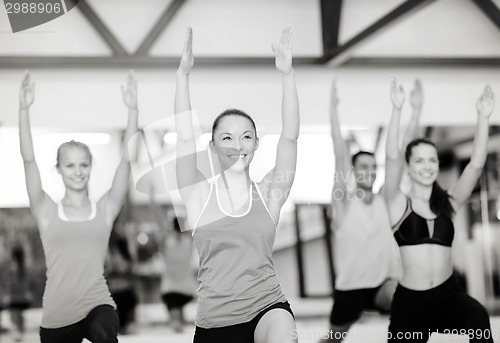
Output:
[193, 181, 287, 328]
[40, 202, 115, 328]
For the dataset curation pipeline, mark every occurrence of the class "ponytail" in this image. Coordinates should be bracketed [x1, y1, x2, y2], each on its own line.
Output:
[430, 182, 454, 219]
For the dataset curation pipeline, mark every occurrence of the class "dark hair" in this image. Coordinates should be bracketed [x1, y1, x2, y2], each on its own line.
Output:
[211, 109, 257, 141]
[352, 151, 375, 167]
[173, 217, 181, 233]
[405, 138, 437, 164]
[405, 138, 455, 219]
[56, 140, 93, 167]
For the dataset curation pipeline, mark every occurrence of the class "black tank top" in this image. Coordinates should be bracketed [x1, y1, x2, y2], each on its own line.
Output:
[393, 198, 454, 247]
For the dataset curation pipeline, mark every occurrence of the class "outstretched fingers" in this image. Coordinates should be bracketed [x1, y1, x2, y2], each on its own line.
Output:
[274, 26, 294, 75]
[184, 27, 193, 55]
[280, 26, 293, 53]
[331, 77, 339, 105]
[122, 70, 138, 109]
[477, 84, 495, 117]
[484, 84, 494, 100]
[20, 70, 35, 108]
[390, 76, 405, 109]
[179, 27, 194, 74]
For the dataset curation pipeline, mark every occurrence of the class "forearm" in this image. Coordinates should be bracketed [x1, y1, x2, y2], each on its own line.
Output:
[386, 107, 402, 160]
[175, 72, 196, 143]
[19, 107, 36, 163]
[402, 106, 422, 148]
[469, 114, 489, 169]
[121, 108, 139, 163]
[280, 71, 300, 141]
[175, 71, 192, 115]
[330, 104, 347, 158]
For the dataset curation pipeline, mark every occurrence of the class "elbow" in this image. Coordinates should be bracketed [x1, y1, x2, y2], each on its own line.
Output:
[21, 153, 35, 164]
[469, 159, 486, 171]
[283, 131, 299, 142]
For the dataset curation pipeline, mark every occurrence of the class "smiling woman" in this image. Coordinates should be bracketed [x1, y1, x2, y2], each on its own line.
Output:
[173, 27, 300, 343]
[384, 78, 496, 343]
[18, 70, 139, 343]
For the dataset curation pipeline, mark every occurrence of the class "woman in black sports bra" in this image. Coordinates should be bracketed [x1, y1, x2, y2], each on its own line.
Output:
[384, 77, 495, 342]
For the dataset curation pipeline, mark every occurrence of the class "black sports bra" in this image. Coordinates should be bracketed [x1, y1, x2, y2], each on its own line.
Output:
[393, 198, 454, 247]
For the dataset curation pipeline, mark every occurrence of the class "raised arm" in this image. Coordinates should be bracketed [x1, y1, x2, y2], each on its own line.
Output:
[329, 80, 351, 217]
[101, 70, 139, 226]
[448, 85, 494, 210]
[18, 71, 53, 222]
[174, 27, 207, 201]
[401, 78, 423, 150]
[260, 27, 299, 221]
[384, 78, 406, 209]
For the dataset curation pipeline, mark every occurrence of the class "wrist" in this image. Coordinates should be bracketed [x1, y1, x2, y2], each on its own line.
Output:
[281, 70, 295, 79]
[19, 105, 30, 111]
[177, 69, 190, 77]
[478, 111, 491, 119]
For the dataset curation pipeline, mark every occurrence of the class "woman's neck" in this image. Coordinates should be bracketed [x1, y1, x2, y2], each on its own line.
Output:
[220, 168, 250, 192]
[220, 158, 251, 189]
[409, 183, 433, 201]
[62, 188, 90, 207]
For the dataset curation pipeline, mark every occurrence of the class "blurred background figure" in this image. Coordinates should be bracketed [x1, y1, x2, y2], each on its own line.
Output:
[105, 225, 138, 335]
[159, 215, 197, 333]
[8, 245, 32, 342]
[0, 234, 10, 336]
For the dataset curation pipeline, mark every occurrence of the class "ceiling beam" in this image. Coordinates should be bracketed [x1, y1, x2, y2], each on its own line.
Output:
[135, 0, 187, 56]
[0, 56, 324, 69]
[2, 55, 500, 69]
[343, 57, 500, 67]
[471, 0, 500, 31]
[320, 0, 342, 58]
[324, 0, 436, 64]
[77, 0, 128, 56]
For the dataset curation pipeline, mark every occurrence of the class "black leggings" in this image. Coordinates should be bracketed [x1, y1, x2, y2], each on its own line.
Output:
[40, 305, 119, 343]
[388, 275, 493, 342]
[194, 301, 294, 343]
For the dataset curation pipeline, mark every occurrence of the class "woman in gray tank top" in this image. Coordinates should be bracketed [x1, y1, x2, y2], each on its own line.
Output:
[174, 27, 300, 343]
[19, 71, 139, 343]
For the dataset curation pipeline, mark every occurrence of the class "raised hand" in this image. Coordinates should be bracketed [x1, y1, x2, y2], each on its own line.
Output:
[476, 84, 495, 118]
[410, 78, 423, 109]
[331, 78, 339, 107]
[390, 76, 405, 110]
[178, 27, 194, 75]
[19, 70, 35, 109]
[121, 70, 138, 110]
[272, 26, 293, 75]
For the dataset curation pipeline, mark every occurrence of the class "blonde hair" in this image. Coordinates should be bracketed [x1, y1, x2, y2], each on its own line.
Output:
[56, 140, 93, 167]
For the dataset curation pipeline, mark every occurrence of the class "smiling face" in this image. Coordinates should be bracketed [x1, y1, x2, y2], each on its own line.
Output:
[406, 143, 439, 187]
[210, 114, 259, 171]
[56, 145, 92, 191]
